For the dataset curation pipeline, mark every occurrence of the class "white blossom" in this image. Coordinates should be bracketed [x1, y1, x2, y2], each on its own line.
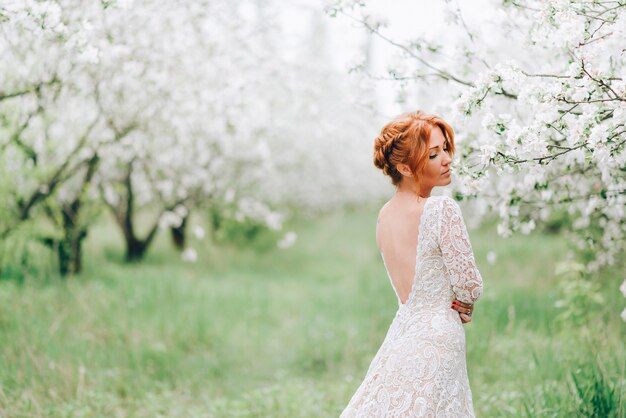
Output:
[192, 226, 205, 240]
[181, 247, 198, 263]
[159, 212, 182, 229]
[277, 231, 297, 249]
[497, 222, 512, 238]
[519, 219, 536, 235]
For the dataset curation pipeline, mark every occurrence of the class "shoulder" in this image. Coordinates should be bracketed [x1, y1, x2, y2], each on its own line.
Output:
[433, 195, 460, 211]
[439, 195, 460, 207]
[436, 195, 464, 220]
[377, 201, 391, 224]
[375, 202, 391, 247]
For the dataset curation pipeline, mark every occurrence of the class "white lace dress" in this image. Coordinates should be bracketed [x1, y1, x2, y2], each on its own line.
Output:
[340, 195, 484, 417]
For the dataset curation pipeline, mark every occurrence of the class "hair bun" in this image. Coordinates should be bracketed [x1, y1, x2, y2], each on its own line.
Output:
[373, 129, 399, 175]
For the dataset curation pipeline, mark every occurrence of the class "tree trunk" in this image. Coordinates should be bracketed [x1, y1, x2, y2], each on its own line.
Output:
[103, 161, 161, 263]
[42, 196, 89, 276]
[44, 153, 99, 276]
[119, 207, 159, 263]
[56, 228, 87, 275]
[125, 236, 149, 262]
[169, 214, 188, 251]
[103, 162, 191, 262]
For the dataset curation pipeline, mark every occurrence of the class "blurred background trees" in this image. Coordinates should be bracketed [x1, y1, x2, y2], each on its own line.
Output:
[0, 0, 385, 275]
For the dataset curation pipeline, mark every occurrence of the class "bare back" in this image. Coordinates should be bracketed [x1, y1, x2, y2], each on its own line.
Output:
[376, 198, 428, 305]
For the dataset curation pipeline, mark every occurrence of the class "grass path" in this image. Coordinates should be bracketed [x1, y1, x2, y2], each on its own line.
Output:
[0, 205, 624, 417]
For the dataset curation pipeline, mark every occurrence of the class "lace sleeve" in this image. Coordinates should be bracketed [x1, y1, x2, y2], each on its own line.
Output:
[438, 196, 483, 304]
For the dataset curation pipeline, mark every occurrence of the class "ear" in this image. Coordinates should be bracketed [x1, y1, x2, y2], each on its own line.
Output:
[396, 163, 413, 177]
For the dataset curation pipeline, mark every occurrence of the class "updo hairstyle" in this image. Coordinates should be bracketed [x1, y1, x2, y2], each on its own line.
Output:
[373, 110, 455, 186]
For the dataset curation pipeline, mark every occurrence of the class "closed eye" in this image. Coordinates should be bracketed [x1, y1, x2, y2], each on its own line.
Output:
[430, 148, 449, 159]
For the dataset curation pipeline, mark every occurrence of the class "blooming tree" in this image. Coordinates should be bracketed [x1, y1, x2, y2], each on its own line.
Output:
[0, 0, 124, 273]
[1, 0, 384, 273]
[327, 0, 626, 314]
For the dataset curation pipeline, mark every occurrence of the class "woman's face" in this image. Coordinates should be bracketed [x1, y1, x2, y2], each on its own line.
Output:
[421, 126, 452, 188]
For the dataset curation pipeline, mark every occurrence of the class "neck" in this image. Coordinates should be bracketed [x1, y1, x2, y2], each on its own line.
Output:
[395, 182, 432, 200]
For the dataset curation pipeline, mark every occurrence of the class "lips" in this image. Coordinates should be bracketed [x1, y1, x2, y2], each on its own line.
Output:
[442, 169, 450, 175]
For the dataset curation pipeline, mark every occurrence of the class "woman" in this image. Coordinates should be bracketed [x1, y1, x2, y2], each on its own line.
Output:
[340, 110, 483, 417]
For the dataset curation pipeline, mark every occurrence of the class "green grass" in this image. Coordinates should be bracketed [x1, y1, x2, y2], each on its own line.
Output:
[0, 206, 624, 417]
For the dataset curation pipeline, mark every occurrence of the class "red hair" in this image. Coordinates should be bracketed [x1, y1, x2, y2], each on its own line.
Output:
[373, 110, 455, 186]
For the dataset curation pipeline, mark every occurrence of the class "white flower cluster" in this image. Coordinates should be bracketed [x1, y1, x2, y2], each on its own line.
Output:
[333, 0, 626, 319]
[277, 231, 297, 249]
[235, 198, 285, 231]
[457, 3, 625, 281]
[181, 247, 197, 263]
[158, 205, 188, 230]
[1, 0, 383, 269]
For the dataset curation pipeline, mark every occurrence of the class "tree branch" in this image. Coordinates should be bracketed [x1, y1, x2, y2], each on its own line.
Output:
[0, 75, 60, 102]
[339, 10, 474, 88]
[17, 116, 100, 222]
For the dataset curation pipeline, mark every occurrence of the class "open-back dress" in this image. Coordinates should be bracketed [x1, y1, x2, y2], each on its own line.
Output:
[340, 195, 484, 417]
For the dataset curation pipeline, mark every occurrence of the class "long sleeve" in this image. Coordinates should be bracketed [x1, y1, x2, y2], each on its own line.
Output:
[438, 196, 483, 304]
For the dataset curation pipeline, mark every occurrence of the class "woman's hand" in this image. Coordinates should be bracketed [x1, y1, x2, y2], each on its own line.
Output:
[451, 299, 474, 324]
